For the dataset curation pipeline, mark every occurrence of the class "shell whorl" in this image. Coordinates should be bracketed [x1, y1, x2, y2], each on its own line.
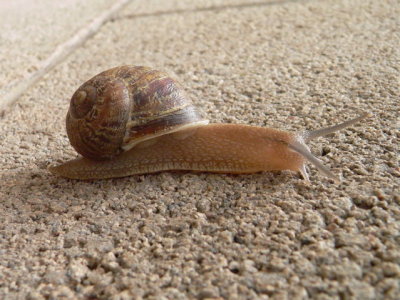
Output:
[66, 66, 208, 160]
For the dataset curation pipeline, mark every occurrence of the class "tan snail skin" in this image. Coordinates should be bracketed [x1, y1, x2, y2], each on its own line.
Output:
[49, 66, 370, 181]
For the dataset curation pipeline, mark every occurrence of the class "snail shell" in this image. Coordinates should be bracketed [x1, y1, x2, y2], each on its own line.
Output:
[67, 66, 209, 160]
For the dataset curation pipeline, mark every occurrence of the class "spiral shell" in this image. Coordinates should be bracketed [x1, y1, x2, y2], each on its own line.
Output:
[66, 66, 209, 160]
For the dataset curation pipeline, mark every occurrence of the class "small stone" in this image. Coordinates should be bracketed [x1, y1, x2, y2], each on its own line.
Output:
[111, 290, 134, 300]
[376, 278, 400, 297]
[382, 262, 400, 277]
[64, 234, 78, 248]
[49, 286, 75, 299]
[320, 260, 362, 280]
[44, 270, 67, 285]
[303, 211, 325, 227]
[197, 287, 220, 299]
[374, 189, 386, 200]
[243, 259, 257, 273]
[67, 260, 89, 282]
[102, 252, 120, 273]
[196, 199, 211, 212]
[334, 232, 367, 248]
[268, 257, 287, 272]
[332, 197, 353, 211]
[352, 195, 376, 209]
[371, 206, 390, 221]
[254, 273, 287, 293]
[27, 291, 45, 300]
[119, 252, 136, 269]
[347, 280, 375, 300]
[87, 270, 113, 287]
[228, 261, 240, 274]
[218, 230, 233, 243]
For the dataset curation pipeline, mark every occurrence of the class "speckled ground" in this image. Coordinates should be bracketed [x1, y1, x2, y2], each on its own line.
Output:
[0, 0, 399, 299]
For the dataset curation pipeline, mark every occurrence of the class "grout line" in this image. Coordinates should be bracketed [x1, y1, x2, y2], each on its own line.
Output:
[0, 0, 132, 115]
[116, 0, 307, 20]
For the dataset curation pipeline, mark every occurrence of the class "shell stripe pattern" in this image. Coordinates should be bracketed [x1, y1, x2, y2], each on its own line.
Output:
[122, 68, 206, 146]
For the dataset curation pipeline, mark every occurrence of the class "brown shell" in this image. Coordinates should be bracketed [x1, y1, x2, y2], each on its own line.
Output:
[66, 66, 208, 160]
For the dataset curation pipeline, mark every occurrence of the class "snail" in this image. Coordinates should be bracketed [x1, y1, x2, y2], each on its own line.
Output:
[49, 65, 370, 181]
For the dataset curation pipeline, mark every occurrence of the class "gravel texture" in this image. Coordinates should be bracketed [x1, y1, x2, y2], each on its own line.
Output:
[0, 0, 399, 299]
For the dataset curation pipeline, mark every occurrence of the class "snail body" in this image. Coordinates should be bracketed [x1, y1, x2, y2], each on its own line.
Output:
[50, 66, 369, 181]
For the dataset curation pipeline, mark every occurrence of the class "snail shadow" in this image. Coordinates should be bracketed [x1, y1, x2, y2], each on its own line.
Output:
[3, 164, 305, 211]
[2, 166, 119, 205]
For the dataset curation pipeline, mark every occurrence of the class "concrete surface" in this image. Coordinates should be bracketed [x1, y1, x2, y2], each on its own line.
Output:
[0, 0, 112, 90]
[0, 0, 399, 299]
